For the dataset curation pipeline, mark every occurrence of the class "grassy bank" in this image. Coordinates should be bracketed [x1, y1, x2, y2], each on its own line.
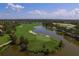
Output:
[0, 34, 10, 52]
[0, 34, 9, 45]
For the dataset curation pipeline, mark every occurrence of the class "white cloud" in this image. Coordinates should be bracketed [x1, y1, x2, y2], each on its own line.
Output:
[2, 6, 79, 19]
[72, 8, 79, 14]
[6, 3, 24, 11]
[28, 9, 47, 15]
[27, 8, 79, 19]
[52, 9, 67, 15]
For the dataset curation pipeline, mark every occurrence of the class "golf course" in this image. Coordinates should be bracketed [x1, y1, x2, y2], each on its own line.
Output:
[0, 22, 61, 55]
[15, 23, 60, 52]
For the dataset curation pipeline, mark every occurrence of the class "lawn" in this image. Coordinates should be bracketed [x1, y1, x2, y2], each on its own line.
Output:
[0, 34, 10, 52]
[15, 23, 60, 52]
[0, 34, 9, 45]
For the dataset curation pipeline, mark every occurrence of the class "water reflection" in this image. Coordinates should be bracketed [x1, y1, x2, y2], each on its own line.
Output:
[33, 26, 63, 41]
[33, 25, 79, 56]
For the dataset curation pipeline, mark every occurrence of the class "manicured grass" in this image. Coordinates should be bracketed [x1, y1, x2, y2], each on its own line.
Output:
[0, 34, 10, 52]
[15, 23, 60, 52]
[0, 34, 9, 45]
[0, 45, 10, 53]
[28, 35, 59, 52]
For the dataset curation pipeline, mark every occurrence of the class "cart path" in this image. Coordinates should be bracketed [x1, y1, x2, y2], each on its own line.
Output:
[0, 41, 12, 48]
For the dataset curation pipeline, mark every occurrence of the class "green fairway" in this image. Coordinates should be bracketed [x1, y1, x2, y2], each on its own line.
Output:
[0, 34, 10, 52]
[0, 34, 9, 45]
[15, 23, 60, 52]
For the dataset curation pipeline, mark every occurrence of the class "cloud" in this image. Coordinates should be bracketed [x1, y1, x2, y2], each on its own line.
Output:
[26, 10, 50, 19]
[26, 8, 79, 19]
[2, 6, 79, 19]
[52, 9, 69, 16]
[28, 9, 47, 15]
[6, 3, 24, 11]
[73, 8, 79, 14]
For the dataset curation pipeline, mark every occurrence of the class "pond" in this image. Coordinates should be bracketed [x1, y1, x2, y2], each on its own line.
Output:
[33, 25, 79, 56]
[33, 26, 63, 41]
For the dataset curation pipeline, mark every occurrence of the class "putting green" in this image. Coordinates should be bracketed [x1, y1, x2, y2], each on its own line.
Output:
[16, 23, 60, 52]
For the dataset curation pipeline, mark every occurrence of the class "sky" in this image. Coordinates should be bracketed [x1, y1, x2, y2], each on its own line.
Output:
[0, 3, 79, 19]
